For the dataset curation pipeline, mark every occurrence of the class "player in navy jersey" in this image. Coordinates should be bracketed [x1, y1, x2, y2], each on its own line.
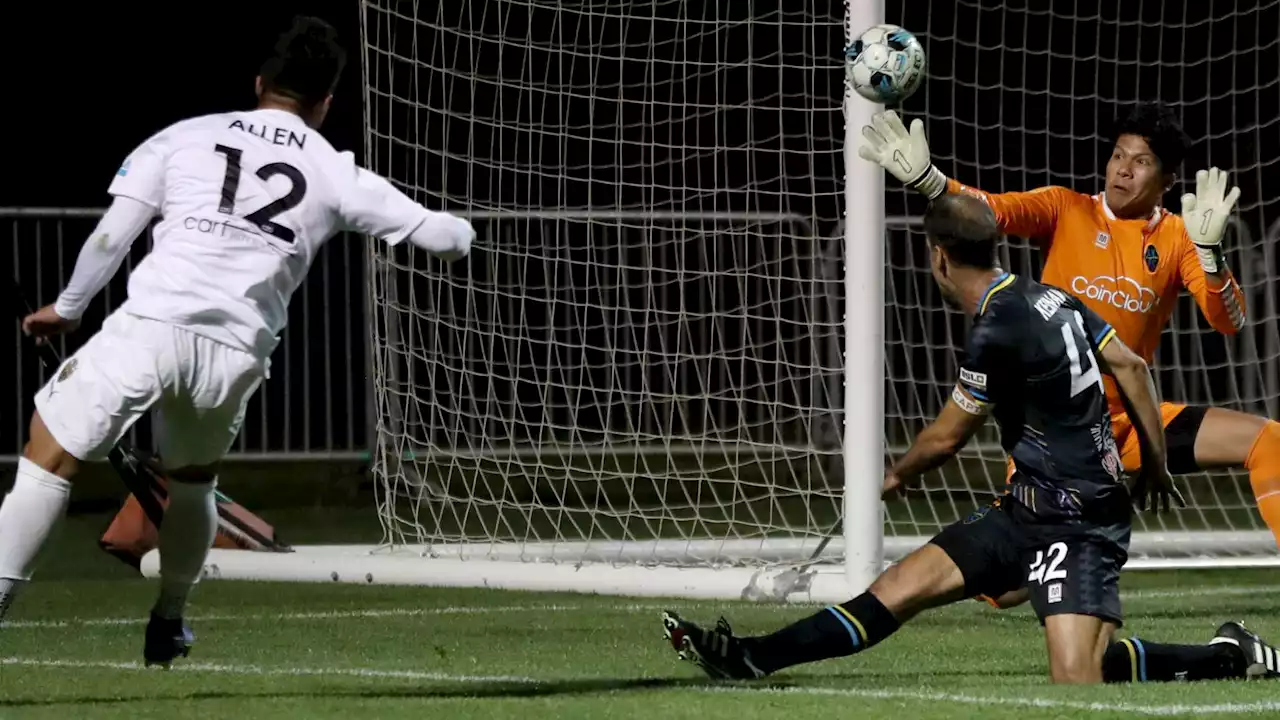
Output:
[662, 193, 1280, 683]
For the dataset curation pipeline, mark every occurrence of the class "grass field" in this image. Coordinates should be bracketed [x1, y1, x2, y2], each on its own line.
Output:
[2, 509, 1280, 719]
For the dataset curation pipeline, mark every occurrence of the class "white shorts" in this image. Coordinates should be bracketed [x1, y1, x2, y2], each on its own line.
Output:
[34, 311, 266, 469]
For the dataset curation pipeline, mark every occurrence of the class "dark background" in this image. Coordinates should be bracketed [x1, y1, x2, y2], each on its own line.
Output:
[4, 1, 1279, 503]
[3, 1, 364, 207]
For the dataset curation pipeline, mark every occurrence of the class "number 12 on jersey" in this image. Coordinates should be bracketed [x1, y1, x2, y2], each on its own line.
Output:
[213, 144, 307, 243]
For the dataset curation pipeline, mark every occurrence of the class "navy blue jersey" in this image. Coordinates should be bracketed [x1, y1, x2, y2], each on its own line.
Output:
[956, 273, 1128, 521]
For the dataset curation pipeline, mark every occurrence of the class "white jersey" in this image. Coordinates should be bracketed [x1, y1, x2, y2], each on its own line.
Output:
[107, 108, 451, 358]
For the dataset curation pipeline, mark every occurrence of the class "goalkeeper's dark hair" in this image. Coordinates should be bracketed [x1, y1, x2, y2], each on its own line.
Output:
[924, 194, 1000, 269]
[259, 16, 347, 108]
[1112, 101, 1192, 172]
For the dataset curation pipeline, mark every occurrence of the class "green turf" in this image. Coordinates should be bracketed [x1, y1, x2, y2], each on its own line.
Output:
[2, 509, 1279, 719]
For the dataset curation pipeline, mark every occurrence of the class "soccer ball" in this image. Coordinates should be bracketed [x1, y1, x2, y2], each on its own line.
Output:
[845, 24, 926, 104]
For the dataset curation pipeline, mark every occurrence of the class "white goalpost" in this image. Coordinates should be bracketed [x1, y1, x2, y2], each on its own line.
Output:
[153, 0, 1280, 600]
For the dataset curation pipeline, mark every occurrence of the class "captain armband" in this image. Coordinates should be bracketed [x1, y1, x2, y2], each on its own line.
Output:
[952, 384, 989, 416]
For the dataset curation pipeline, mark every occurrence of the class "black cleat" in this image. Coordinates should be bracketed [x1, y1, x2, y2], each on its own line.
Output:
[661, 610, 765, 680]
[1210, 621, 1280, 679]
[144, 612, 193, 668]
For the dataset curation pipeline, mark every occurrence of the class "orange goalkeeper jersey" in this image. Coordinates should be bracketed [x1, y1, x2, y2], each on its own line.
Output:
[946, 180, 1247, 415]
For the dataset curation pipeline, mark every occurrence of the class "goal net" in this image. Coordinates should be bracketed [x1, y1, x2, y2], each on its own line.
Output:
[284, 0, 1278, 600]
[358, 0, 852, 600]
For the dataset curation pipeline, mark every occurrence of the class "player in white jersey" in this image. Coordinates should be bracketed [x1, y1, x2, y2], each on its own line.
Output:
[0, 17, 473, 664]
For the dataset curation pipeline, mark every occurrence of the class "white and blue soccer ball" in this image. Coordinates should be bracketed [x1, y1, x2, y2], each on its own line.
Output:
[845, 24, 926, 105]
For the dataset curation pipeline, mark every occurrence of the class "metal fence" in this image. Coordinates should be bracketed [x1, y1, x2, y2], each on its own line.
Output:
[5, 208, 372, 463]
[9, 207, 1280, 464]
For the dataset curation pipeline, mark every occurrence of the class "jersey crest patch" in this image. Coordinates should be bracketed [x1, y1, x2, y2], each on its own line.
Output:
[1144, 244, 1160, 273]
[963, 503, 993, 524]
[959, 368, 987, 389]
[57, 358, 78, 383]
[1094, 231, 1110, 249]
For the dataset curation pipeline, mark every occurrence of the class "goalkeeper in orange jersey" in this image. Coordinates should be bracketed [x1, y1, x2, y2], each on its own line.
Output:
[858, 102, 1280, 561]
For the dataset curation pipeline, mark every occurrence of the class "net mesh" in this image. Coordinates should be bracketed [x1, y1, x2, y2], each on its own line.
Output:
[362, 1, 846, 563]
[361, 0, 1280, 567]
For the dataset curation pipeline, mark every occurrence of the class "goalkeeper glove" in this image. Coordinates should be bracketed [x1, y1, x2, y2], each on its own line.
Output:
[1180, 167, 1242, 275]
[857, 110, 947, 200]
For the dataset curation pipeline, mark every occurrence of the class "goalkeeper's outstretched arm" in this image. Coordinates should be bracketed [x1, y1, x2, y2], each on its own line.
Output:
[857, 110, 1069, 242]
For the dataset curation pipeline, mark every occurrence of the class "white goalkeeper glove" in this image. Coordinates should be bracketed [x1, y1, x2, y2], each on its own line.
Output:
[857, 110, 947, 200]
[1180, 167, 1241, 275]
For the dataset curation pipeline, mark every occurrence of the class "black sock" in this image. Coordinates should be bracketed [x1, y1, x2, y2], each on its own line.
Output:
[742, 592, 901, 674]
[1102, 638, 1247, 682]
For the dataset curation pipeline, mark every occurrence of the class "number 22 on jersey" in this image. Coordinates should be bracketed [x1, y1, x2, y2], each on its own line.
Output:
[1028, 541, 1069, 584]
[213, 144, 307, 243]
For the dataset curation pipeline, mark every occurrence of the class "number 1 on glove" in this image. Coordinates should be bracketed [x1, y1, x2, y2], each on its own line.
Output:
[1180, 167, 1241, 275]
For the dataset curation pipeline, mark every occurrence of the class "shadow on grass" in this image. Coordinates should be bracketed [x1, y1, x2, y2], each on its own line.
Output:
[0, 676, 696, 707]
[0, 667, 1042, 707]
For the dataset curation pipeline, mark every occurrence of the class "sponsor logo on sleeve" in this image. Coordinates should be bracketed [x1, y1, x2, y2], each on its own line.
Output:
[959, 368, 987, 389]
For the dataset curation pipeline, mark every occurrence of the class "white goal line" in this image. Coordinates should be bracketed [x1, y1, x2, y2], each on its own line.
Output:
[4, 583, 1274, 630]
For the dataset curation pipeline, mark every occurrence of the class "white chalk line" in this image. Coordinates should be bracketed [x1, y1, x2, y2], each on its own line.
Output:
[0, 657, 528, 683]
[705, 685, 1280, 717]
[2, 604, 593, 629]
[4, 583, 1276, 630]
[1124, 584, 1280, 601]
[2, 656, 1279, 716]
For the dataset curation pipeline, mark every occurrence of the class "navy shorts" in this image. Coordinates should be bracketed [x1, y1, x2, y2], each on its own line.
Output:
[930, 500, 1130, 626]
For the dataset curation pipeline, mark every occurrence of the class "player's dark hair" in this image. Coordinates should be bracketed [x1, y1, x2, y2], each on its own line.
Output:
[1111, 102, 1192, 172]
[259, 16, 347, 108]
[923, 194, 1000, 269]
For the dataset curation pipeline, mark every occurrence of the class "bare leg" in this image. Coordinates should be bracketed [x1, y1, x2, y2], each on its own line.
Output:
[868, 542, 969, 621]
[1043, 613, 1116, 684]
